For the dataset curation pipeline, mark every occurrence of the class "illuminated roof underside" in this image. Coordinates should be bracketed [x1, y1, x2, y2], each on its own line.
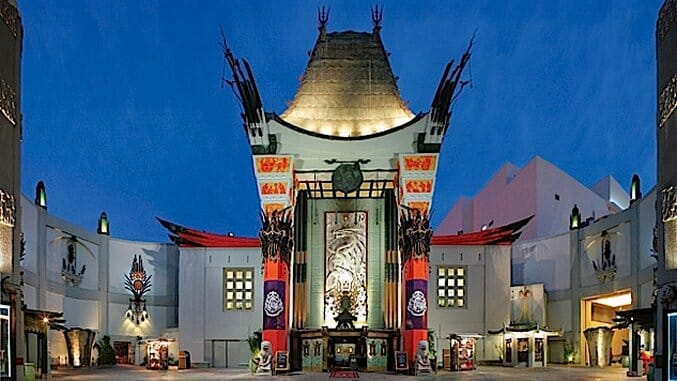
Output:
[280, 31, 415, 137]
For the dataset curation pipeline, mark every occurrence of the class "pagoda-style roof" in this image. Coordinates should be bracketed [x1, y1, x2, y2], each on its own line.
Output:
[280, 30, 415, 138]
[431, 215, 533, 246]
[158, 215, 531, 249]
[156, 217, 260, 248]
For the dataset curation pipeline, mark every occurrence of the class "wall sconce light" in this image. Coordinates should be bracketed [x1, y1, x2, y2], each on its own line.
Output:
[98, 212, 109, 235]
[569, 204, 581, 230]
[630, 174, 641, 204]
[35, 181, 47, 209]
[124, 255, 152, 325]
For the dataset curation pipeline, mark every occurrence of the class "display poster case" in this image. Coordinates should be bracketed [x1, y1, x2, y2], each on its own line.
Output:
[449, 336, 476, 371]
[669, 312, 677, 381]
[0, 304, 10, 378]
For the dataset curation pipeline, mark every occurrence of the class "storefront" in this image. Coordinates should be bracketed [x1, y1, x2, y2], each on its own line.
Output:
[490, 324, 558, 368]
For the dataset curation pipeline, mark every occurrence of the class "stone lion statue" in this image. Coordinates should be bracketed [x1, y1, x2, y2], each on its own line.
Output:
[256, 340, 273, 375]
[415, 340, 432, 375]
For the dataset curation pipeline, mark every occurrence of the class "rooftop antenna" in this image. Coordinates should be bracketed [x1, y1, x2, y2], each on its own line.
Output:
[371, 5, 383, 31]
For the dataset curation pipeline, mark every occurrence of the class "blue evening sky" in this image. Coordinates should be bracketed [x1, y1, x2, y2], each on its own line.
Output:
[19, 1, 660, 242]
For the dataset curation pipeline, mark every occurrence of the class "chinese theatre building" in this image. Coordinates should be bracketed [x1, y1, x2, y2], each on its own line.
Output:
[226, 8, 469, 371]
[160, 9, 529, 372]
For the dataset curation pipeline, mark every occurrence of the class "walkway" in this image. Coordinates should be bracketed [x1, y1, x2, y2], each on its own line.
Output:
[50, 364, 641, 380]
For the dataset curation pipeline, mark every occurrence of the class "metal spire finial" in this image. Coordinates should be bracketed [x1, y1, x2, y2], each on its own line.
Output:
[318, 6, 330, 29]
[371, 5, 383, 30]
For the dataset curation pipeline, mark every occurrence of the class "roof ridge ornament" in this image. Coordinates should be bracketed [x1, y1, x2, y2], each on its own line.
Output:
[318, 6, 329, 36]
[420, 33, 474, 147]
[371, 4, 383, 32]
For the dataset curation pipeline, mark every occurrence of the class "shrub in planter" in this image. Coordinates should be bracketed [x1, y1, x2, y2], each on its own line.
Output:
[94, 336, 116, 367]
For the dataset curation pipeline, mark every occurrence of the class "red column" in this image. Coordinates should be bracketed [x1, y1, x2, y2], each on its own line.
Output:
[401, 256, 429, 366]
[262, 260, 289, 353]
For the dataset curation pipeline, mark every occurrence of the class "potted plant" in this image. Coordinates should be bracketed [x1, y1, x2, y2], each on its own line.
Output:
[246, 331, 262, 374]
[428, 330, 437, 372]
[563, 338, 578, 364]
[94, 336, 116, 368]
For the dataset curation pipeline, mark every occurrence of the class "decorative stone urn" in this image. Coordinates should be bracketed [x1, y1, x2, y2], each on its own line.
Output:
[583, 326, 614, 368]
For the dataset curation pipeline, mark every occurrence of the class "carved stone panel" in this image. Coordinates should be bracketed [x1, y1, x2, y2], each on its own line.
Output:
[658, 0, 677, 44]
[659, 74, 677, 128]
[663, 185, 677, 269]
[0, 78, 17, 125]
[0, 0, 19, 38]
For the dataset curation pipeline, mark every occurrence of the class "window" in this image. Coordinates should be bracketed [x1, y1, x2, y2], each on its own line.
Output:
[437, 266, 466, 308]
[224, 268, 254, 310]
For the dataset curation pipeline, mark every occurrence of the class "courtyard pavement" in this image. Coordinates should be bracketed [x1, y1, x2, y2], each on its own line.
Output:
[50, 364, 646, 380]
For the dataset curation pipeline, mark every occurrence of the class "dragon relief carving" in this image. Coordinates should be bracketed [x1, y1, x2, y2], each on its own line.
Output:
[259, 208, 293, 265]
[398, 207, 433, 263]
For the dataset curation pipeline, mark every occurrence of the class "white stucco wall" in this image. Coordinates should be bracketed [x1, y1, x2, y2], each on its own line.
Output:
[20, 195, 179, 364]
[178, 246, 261, 365]
[512, 232, 571, 290]
[428, 244, 511, 361]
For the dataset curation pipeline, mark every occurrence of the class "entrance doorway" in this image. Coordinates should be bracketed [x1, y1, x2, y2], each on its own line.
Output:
[580, 290, 632, 366]
[114, 341, 133, 364]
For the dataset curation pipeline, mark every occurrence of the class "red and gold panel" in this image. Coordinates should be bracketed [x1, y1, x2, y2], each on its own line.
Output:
[401, 154, 437, 171]
[260, 182, 288, 195]
[404, 179, 433, 193]
[255, 155, 292, 174]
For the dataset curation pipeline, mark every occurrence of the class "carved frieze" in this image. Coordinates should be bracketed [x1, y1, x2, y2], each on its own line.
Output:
[0, 78, 17, 125]
[0, 0, 19, 37]
[659, 74, 677, 128]
[662, 185, 677, 222]
[0, 187, 15, 227]
[658, 0, 677, 44]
